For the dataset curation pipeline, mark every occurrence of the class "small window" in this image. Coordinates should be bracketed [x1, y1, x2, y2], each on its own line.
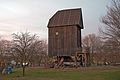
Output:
[55, 32, 59, 36]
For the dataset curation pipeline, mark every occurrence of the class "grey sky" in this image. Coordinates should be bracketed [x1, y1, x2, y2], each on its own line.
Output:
[0, 0, 111, 40]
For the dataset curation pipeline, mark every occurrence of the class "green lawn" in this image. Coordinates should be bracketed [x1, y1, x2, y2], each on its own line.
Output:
[0, 66, 120, 80]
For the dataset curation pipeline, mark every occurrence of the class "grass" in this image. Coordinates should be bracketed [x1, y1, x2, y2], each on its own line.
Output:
[0, 66, 120, 80]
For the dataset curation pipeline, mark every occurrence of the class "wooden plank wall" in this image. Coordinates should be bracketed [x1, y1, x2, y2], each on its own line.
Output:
[48, 26, 81, 56]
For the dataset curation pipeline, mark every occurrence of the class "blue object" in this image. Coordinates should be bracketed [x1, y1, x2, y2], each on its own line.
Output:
[7, 66, 13, 74]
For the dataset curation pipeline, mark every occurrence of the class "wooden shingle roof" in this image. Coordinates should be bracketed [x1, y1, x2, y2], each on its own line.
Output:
[47, 8, 84, 29]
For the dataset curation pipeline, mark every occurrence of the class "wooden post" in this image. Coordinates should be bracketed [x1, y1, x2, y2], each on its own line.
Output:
[75, 52, 78, 68]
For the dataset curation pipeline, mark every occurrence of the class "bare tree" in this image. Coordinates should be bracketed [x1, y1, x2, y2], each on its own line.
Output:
[28, 40, 48, 67]
[101, 0, 120, 50]
[0, 39, 12, 67]
[82, 34, 102, 53]
[101, 39, 120, 63]
[12, 32, 37, 76]
[12, 32, 37, 64]
[82, 34, 103, 65]
[100, 0, 120, 64]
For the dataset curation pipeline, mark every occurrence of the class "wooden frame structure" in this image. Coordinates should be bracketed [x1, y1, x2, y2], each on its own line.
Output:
[47, 8, 88, 67]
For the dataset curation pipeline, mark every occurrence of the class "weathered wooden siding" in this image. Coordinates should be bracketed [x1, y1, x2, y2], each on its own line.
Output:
[48, 8, 84, 57]
[77, 27, 81, 48]
[48, 26, 80, 56]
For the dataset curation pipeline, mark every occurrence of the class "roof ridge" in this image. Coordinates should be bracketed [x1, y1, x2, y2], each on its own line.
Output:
[58, 8, 81, 12]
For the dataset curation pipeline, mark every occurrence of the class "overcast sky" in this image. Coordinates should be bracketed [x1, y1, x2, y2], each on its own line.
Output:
[0, 0, 111, 40]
